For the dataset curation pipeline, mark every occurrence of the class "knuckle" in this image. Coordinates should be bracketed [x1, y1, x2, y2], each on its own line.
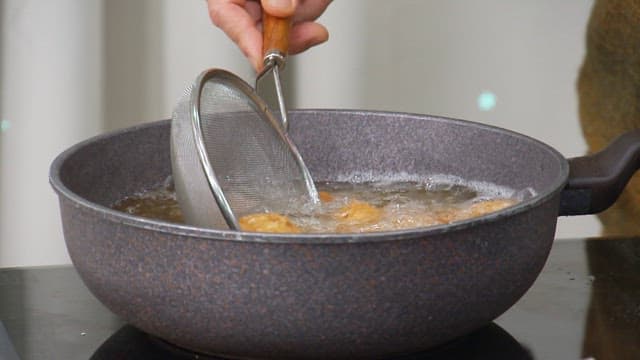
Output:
[208, 6, 224, 25]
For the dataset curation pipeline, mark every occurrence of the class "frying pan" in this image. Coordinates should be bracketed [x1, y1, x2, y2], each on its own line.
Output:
[49, 110, 640, 359]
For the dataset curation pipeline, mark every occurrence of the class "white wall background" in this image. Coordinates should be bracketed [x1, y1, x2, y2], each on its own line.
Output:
[0, 0, 596, 267]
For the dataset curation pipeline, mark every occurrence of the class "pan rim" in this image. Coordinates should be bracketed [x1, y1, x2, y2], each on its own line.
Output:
[49, 110, 569, 244]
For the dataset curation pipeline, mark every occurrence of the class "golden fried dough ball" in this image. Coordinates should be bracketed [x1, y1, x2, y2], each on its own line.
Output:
[333, 200, 382, 233]
[239, 213, 302, 233]
[318, 191, 334, 203]
[334, 200, 382, 224]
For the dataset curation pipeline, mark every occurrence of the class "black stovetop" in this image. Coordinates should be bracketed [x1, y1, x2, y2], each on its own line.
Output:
[1, 237, 639, 359]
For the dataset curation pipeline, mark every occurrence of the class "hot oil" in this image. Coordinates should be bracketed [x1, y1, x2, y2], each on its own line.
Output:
[112, 176, 531, 233]
[283, 181, 474, 233]
[113, 183, 184, 224]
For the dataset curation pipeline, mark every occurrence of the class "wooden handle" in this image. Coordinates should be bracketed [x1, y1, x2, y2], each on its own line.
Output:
[262, 13, 292, 58]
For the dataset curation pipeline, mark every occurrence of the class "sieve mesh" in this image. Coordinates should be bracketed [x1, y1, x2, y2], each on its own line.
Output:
[171, 69, 318, 230]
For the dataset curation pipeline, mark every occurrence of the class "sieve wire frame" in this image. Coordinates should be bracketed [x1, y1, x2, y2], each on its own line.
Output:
[187, 68, 319, 230]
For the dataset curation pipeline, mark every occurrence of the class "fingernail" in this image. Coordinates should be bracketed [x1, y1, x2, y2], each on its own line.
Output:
[266, 0, 293, 11]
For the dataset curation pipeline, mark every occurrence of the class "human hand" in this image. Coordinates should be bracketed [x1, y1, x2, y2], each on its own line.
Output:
[207, 0, 331, 71]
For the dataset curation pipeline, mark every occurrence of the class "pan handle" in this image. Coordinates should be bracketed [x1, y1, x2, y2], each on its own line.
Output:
[560, 129, 640, 215]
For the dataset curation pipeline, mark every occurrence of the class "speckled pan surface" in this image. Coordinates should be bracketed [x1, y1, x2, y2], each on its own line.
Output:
[50, 110, 568, 359]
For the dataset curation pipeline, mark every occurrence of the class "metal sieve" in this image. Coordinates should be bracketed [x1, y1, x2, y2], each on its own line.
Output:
[170, 67, 318, 230]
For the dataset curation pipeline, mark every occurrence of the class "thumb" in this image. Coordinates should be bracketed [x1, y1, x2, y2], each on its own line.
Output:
[261, 0, 297, 18]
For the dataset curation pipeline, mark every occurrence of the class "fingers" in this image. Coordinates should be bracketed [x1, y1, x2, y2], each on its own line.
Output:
[289, 21, 329, 55]
[265, 0, 331, 57]
[261, 0, 299, 18]
[244, 1, 262, 21]
[208, 0, 263, 70]
[292, 0, 332, 23]
[208, 0, 331, 71]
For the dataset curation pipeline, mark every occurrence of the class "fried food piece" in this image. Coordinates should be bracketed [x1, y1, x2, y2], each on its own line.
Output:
[318, 191, 334, 203]
[333, 200, 383, 232]
[334, 200, 382, 223]
[239, 213, 302, 233]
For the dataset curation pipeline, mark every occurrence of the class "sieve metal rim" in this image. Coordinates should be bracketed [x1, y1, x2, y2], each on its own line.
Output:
[189, 68, 319, 230]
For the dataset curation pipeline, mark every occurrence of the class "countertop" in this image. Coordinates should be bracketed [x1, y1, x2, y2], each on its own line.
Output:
[1, 237, 639, 359]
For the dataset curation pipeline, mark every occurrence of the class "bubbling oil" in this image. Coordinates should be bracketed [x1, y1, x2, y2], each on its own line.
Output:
[112, 175, 534, 233]
[112, 181, 184, 223]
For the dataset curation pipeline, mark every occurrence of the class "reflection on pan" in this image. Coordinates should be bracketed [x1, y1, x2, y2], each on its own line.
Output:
[91, 322, 532, 360]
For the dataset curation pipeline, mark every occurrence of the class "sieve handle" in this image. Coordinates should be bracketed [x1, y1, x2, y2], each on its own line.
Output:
[262, 13, 291, 65]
